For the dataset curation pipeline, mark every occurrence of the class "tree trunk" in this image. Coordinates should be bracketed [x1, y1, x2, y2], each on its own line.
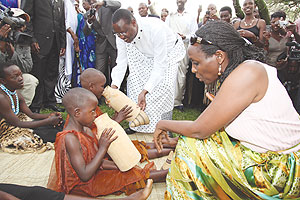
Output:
[255, 0, 270, 24]
[232, 0, 244, 19]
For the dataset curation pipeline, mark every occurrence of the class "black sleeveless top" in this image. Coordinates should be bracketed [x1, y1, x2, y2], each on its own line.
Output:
[237, 19, 260, 43]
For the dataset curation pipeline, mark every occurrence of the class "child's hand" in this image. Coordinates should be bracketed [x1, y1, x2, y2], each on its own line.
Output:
[113, 105, 133, 123]
[99, 128, 118, 150]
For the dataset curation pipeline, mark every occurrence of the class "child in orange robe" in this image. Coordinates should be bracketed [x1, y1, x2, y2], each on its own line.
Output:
[48, 88, 169, 197]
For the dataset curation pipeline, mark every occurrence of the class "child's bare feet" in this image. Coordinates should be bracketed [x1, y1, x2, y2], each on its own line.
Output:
[125, 179, 153, 200]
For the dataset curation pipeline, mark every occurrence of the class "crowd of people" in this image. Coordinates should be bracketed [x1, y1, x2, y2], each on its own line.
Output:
[0, 0, 300, 199]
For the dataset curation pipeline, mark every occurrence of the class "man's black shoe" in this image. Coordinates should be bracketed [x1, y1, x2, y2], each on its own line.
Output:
[125, 128, 136, 135]
[44, 104, 65, 112]
[174, 105, 184, 112]
[30, 107, 40, 113]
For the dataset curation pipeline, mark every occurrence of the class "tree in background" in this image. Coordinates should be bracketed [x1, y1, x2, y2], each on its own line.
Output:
[265, 0, 300, 21]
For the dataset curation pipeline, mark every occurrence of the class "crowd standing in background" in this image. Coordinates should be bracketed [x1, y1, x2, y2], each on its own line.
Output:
[0, 0, 300, 199]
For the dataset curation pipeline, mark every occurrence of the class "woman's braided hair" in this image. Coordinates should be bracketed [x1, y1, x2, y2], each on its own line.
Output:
[195, 20, 265, 85]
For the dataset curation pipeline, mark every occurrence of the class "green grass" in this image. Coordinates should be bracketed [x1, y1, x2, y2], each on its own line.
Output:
[41, 104, 201, 129]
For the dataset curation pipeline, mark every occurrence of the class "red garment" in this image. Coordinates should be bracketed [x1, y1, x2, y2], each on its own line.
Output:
[64, 106, 149, 161]
[47, 129, 152, 197]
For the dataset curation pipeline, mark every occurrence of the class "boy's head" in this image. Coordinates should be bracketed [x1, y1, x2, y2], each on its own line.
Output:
[63, 88, 98, 127]
[0, 62, 24, 90]
[80, 68, 106, 99]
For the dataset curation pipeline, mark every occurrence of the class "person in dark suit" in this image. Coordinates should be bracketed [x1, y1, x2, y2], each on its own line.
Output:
[83, 0, 121, 85]
[22, 0, 66, 113]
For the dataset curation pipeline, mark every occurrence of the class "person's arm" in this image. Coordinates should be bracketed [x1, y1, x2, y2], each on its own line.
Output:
[104, 0, 121, 12]
[65, 0, 79, 52]
[0, 191, 20, 200]
[67, 28, 79, 52]
[0, 94, 61, 128]
[111, 105, 133, 124]
[111, 37, 128, 89]
[143, 26, 168, 94]
[137, 24, 169, 110]
[83, 11, 94, 36]
[18, 92, 50, 120]
[256, 19, 267, 47]
[147, 0, 158, 16]
[65, 128, 117, 182]
[154, 61, 268, 150]
[233, 20, 240, 30]
[59, 0, 66, 56]
[196, 5, 202, 24]
[286, 23, 300, 43]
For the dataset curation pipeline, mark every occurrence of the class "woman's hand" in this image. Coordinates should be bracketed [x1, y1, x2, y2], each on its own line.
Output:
[237, 29, 255, 39]
[153, 125, 169, 153]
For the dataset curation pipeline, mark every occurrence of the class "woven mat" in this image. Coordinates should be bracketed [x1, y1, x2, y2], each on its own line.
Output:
[0, 132, 166, 199]
[0, 150, 54, 187]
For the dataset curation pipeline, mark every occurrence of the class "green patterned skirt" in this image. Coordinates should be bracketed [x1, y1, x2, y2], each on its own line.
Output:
[165, 131, 300, 200]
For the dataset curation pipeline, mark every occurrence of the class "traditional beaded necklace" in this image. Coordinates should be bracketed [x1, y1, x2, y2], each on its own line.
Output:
[0, 84, 19, 115]
[244, 18, 255, 27]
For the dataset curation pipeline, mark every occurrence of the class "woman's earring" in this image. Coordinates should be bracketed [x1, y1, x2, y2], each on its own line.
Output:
[218, 64, 222, 76]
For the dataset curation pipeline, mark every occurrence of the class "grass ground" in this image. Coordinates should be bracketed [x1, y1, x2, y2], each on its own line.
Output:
[41, 103, 202, 129]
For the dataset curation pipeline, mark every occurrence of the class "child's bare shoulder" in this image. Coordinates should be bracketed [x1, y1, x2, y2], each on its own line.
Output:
[64, 131, 81, 150]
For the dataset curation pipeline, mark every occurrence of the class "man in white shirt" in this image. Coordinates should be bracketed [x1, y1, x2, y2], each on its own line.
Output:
[111, 9, 185, 133]
[165, 0, 198, 110]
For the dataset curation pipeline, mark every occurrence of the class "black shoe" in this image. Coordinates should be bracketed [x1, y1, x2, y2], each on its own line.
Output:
[125, 128, 136, 135]
[30, 107, 40, 113]
[174, 105, 184, 112]
[44, 104, 65, 112]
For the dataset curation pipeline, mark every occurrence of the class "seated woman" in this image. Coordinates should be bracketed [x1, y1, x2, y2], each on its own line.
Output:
[233, 0, 266, 47]
[153, 21, 300, 199]
[0, 62, 63, 153]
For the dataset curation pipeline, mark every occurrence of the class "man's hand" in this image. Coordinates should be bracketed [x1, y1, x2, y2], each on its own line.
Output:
[138, 89, 148, 111]
[198, 5, 202, 15]
[178, 33, 186, 40]
[31, 42, 40, 54]
[60, 48, 66, 56]
[72, 34, 79, 52]
[112, 105, 133, 123]
[87, 14, 96, 24]
[92, 1, 105, 9]
[0, 24, 11, 38]
[111, 85, 118, 89]
[47, 112, 63, 126]
[0, 24, 12, 53]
